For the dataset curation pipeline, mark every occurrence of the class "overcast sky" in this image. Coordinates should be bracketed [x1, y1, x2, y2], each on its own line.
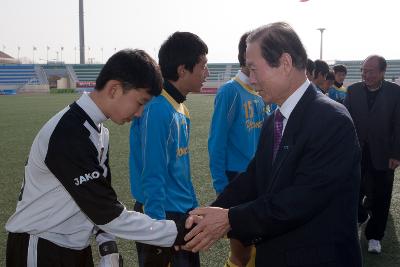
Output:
[1, 0, 399, 64]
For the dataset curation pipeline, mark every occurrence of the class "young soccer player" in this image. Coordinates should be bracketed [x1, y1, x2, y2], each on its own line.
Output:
[129, 32, 209, 267]
[208, 32, 266, 267]
[6, 49, 187, 267]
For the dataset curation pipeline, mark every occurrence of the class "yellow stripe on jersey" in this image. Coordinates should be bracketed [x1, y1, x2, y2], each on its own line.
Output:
[233, 77, 259, 96]
[161, 89, 190, 119]
[333, 85, 347, 93]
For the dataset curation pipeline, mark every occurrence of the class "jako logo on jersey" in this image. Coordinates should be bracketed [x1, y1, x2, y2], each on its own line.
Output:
[74, 171, 100, 185]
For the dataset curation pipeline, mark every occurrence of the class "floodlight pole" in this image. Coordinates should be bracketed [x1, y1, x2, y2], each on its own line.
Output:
[79, 0, 85, 64]
[32, 46, 36, 64]
[46, 46, 50, 63]
[317, 28, 325, 60]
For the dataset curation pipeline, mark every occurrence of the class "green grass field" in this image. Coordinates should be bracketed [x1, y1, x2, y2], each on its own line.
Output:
[0, 93, 399, 266]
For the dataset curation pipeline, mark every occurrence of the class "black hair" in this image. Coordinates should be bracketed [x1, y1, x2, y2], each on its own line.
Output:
[313, 60, 330, 79]
[158, 31, 208, 81]
[326, 70, 335, 81]
[238, 32, 250, 67]
[333, 64, 347, 74]
[247, 22, 307, 70]
[306, 58, 315, 75]
[95, 49, 162, 96]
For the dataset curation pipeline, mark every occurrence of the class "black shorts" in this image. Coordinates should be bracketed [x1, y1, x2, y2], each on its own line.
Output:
[133, 202, 200, 267]
[226, 171, 240, 183]
[6, 232, 94, 267]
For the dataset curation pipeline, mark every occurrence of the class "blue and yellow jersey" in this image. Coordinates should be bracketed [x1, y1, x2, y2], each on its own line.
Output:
[129, 90, 198, 220]
[265, 102, 278, 115]
[208, 73, 267, 193]
[328, 85, 347, 104]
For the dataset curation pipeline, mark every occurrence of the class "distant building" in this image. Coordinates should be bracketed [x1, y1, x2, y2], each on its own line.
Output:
[0, 51, 19, 64]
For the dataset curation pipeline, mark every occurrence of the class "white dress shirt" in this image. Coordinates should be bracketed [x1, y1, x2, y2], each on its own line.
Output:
[278, 79, 310, 133]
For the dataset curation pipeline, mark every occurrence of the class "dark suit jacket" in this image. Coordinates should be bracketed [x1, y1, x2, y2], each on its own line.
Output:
[213, 85, 362, 267]
[345, 80, 400, 170]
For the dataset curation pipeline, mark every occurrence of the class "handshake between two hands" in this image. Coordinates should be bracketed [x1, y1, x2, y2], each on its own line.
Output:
[175, 206, 231, 253]
[94, 207, 230, 266]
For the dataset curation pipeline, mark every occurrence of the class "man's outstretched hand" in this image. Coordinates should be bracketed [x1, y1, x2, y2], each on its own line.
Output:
[183, 207, 231, 252]
[173, 214, 202, 251]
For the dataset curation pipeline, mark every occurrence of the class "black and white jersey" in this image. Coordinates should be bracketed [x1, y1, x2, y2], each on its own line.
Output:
[6, 93, 177, 249]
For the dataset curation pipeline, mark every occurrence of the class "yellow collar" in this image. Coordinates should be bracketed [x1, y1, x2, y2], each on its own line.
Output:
[161, 89, 190, 118]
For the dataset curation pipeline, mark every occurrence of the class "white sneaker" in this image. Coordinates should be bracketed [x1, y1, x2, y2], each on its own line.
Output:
[368, 239, 381, 254]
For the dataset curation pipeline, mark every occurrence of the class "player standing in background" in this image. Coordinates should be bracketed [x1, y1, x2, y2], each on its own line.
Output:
[208, 32, 266, 267]
[129, 32, 209, 267]
[328, 64, 348, 103]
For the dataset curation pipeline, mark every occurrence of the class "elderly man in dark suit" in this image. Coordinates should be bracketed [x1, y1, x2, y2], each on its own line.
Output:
[183, 22, 362, 267]
[345, 55, 400, 254]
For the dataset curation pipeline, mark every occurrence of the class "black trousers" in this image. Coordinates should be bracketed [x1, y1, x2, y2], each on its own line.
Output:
[6, 232, 93, 267]
[225, 170, 240, 183]
[359, 147, 394, 241]
[133, 202, 200, 267]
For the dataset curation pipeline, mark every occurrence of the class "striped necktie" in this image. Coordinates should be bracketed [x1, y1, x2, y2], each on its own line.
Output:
[273, 109, 284, 161]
